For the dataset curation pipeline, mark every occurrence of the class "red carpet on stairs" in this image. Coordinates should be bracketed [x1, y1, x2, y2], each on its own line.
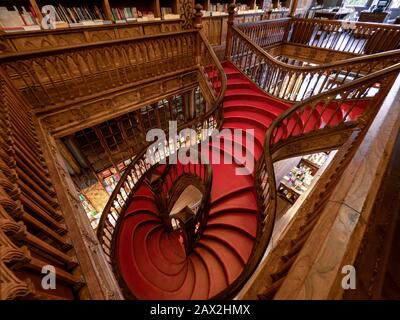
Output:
[113, 61, 367, 299]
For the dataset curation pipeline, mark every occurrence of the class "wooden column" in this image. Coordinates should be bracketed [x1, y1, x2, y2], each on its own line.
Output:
[289, 0, 299, 17]
[224, 3, 237, 61]
[102, 0, 114, 22]
[194, 4, 203, 66]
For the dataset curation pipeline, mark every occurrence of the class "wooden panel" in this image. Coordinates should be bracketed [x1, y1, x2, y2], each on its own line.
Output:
[39, 70, 199, 138]
[0, 20, 183, 55]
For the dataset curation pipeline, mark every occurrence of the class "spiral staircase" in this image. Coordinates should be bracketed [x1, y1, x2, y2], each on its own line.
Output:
[96, 24, 400, 300]
[113, 62, 294, 299]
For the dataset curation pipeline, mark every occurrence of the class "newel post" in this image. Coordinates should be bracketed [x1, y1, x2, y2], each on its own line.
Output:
[194, 4, 203, 65]
[289, 0, 299, 17]
[194, 3, 203, 30]
[224, 3, 236, 61]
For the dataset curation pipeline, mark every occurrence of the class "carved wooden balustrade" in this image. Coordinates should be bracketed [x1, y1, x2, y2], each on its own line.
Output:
[0, 73, 85, 300]
[96, 30, 227, 262]
[238, 17, 400, 55]
[151, 157, 212, 254]
[236, 18, 291, 49]
[0, 31, 198, 112]
[229, 26, 400, 102]
[245, 62, 400, 300]
[287, 18, 400, 55]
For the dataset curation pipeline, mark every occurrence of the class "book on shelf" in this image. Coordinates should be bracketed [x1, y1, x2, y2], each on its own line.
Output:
[0, 5, 40, 32]
[51, 4, 109, 26]
[161, 7, 180, 20]
[210, 3, 229, 12]
[111, 7, 141, 22]
[112, 7, 160, 23]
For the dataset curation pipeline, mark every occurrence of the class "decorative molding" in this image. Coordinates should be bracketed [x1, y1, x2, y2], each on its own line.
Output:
[0, 21, 182, 55]
[40, 70, 198, 138]
[179, 0, 194, 30]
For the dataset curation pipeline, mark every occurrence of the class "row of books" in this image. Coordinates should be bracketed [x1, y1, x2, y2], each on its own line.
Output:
[111, 6, 140, 22]
[53, 4, 108, 24]
[0, 4, 178, 32]
[112, 6, 179, 23]
[0, 6, 40, 32]
[209, 3, 229, 13]
[161, 7, 180, 20]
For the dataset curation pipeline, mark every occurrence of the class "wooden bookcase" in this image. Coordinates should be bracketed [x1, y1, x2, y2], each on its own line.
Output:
[197, 0, 266, 12]
[0, 0, 181, 25]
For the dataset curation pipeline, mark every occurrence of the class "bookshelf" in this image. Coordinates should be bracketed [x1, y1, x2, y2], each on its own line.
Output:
[198, 1, 265, 14]
[0, 0, 41, 32]
[106, 0, 181, 22]
[35, 0, 112, 28]
[0, 0, 182, 33]
[160, 0, 179, 19]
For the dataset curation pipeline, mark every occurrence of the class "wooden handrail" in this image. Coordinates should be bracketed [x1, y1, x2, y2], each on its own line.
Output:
[242, 62, 400, 300]
[0, 30, 195, 61]
[237, 17, 400, 55]
[157, 159, 213, 254]
[237, 18, 292, 48]
[198, 30, 227, 107]
[229, 26, 400, 102]
[287, 18, 400, 55]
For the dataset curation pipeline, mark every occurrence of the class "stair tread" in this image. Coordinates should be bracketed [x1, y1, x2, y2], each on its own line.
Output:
[194, 245, 228, 298]
[208, 211, 257, 237]
[203, 226, 254, 263]
[189, 253, 210, 299]
[210, 189, 257, 214]
[198, 237, 244, 284]
[132, 223, 189, 292]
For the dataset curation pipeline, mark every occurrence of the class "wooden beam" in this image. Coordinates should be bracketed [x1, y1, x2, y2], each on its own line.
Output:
[56, 140, 82, 176]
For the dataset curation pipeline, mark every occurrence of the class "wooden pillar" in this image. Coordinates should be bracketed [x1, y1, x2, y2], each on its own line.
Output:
[194, 4, 203, 65]
[194, 3, 203, 30]
[289, 0, 299, 17]
[102, 0, 114, 22]
[224, 3, 236, 61]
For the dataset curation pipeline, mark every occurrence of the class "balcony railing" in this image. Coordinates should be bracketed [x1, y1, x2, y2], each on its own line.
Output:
[229, 26, 400, 102]
[0, 31, 198, 110]
[236, 17, 400, 55]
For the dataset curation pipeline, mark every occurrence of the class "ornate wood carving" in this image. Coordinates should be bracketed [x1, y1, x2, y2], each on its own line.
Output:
[229, 25, 400, 103]
[0, 21, 183, 55]
[178, 0, 194, 30]
[0, 74, 92, 299]
[1, 31, 198, 113]
[39, 70, 198, 138]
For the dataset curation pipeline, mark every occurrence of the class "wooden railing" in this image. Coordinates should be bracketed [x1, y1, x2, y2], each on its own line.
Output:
[0, 30, 198, 110]
[96, 30, 226, 262]
[235, 17, 400, 55]
[157, 159, 213, 254]
[236, 18, 291, 49]
[229, 26, 400, 102]
[0, 73, 85, 299]
[238, 62, 400, 300]
[287, 18, 400, 55]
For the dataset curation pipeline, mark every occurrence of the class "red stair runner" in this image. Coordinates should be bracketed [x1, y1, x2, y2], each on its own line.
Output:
[113, 61, 362, 299]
